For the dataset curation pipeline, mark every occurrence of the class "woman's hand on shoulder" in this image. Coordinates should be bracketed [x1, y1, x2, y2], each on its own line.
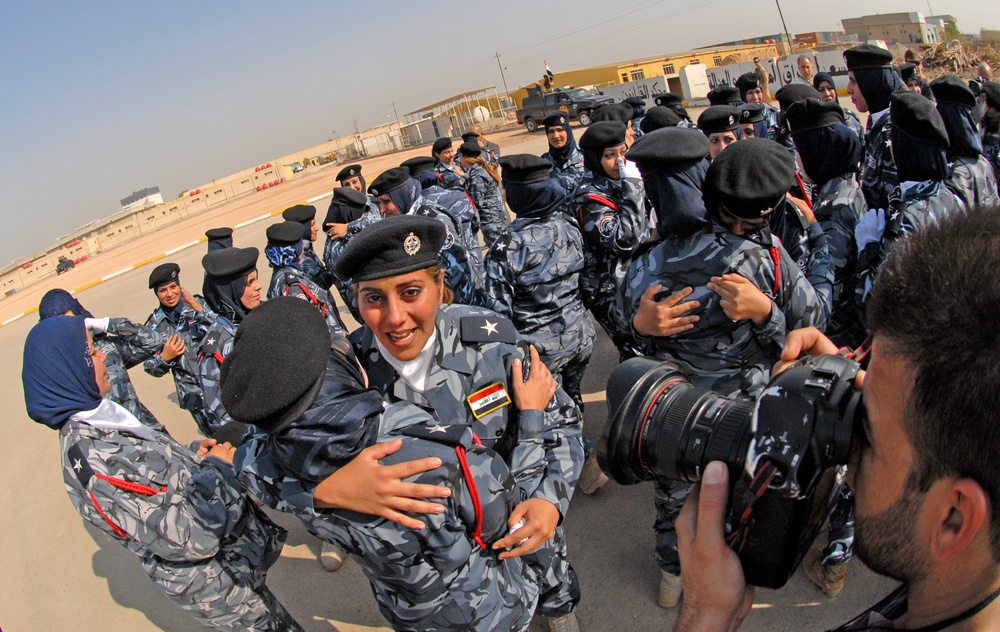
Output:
[511, 345, 556, 411]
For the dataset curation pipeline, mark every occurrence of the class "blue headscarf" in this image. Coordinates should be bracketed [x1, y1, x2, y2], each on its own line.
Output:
[38, 289, 92, 320]
[23, 316, 103, 429]
[203, 271, 253, 324]
[792, 123, 862, 187]
[503, 176, 567, 220]
[264, 241, 303, 271]
[937, 101, 983, 159]
[854, 67, 904, 113]
[389, 178, 422, 216]
[644, 156, 711, 238]
[412, 170, 442, 191]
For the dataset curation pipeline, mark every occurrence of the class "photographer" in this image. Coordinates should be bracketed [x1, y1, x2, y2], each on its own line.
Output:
[673, 205, 1000, 631]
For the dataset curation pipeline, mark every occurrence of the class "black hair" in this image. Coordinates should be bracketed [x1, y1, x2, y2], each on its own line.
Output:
[867, 205, 1000, 559]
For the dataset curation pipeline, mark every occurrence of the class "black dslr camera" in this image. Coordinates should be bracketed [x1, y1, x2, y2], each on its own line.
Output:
[599, 354, 863, 589]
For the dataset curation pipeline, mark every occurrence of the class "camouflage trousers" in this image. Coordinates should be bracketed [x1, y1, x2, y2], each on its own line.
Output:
[653, 478, 693, 575]
[524, 524, 582, 618]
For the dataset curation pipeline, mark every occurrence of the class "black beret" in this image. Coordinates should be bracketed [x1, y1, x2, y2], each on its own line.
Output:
[640, 106, 681, 133]
[775, 84, 822, 110]
[614, 102, 635, 121]
[707, 85, 741, 105]
[626, 127, 710, 175]
[335, 215, 446, 282]
[697, 105, 741, 134]
[368, 167, 410, 196]
[431, 137, 452, 154]
[704, 138, 794, 219]
[890, 91, 950, 146]
[930, 75, 976, 108]
[579, 121, 627, 150]
[282, 204, 316, 224]
[542, 112, 570, 128]
[843, 44, 894, 71]
[899, 63, 918, 83]
[984, 82, 1000, 111]
[624, 96, 646, 107]
[591, 103, 632, 123]
[148, 262, 180, 289]
[739, 103, 765, 125]
[336, 164, 363, 182]
[653, 92, 683, 107]
[499, 154, 553, 184]
[458, 140, 482, 158]
[202, 246, 259, 279]
[735, 73, 761, 93]
[784, 98, 845, 135]
[461, 131, 480, 143]
[332, 186, 368, 207]
[266, 221, 305, 246]
[221, 297, 331, 434]
[400, 156, 437, 175]
[205, 227, 233, 240]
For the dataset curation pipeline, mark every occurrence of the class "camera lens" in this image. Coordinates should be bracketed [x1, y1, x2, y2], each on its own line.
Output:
[599, 357, 753, 485]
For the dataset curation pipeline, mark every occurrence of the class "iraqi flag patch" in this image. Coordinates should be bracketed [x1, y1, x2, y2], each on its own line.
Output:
[467, 382, 511, 419]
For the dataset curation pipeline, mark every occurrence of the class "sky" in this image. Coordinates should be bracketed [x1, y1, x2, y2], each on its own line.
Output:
[1, 0, 995, 262]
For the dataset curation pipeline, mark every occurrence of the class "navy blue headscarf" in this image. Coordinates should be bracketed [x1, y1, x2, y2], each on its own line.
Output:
[792, 123, 862, 187]
[937, 101, 983, 159]
[38, 289, 92, 320]
[389, 178, 422, 216]
[413, 170, 442, 192]
[203, 271, 253, 324]
[23, 316, 102, 429]
[503, 177, 567, 220]
[854, 67, 905, 113]
[643, 156, 711, 238]
[891, 126, 949, 183]
[545, 122, 580, 167]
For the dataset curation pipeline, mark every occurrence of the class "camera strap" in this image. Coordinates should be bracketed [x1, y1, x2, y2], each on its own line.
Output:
[726, 459, 780, 553]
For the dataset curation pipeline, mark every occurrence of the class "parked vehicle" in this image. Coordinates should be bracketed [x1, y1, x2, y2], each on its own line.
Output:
[516, 87, 614, 132]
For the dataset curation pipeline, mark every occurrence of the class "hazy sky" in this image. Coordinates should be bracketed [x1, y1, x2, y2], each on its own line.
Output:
[1, 0, 994, 262]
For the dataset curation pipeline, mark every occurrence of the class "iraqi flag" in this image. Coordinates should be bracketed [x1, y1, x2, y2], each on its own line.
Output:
[545, 60, 554, 79]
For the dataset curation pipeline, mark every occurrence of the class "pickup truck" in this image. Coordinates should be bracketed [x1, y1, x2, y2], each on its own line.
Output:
[516, 88, 614, 132]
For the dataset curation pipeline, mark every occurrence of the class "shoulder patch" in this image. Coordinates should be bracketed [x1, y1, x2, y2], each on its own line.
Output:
[460, 315, 518, 344]
[399, 422, 470, 447]
[67, 443, 95, 489]
[489, 233, 512, 258]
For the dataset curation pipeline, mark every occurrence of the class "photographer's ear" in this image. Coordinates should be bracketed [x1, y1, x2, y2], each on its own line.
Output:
[929, 478, 989, 563]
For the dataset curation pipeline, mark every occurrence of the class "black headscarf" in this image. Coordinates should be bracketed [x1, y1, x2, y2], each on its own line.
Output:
[203, 270, 254, 324]
[891, 125, 949, 183]
[937, 101, 983, 159]
[504, 177, 567, 220]
[644, 156, 711, 238]
[854, 67, 905, 113]
[792, 123, 862, 187]
[545, 122, 580, 167]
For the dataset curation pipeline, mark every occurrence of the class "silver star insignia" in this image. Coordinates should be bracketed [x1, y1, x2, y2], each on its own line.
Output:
[481, 320, 498, 335]
[428, 424, 448, 433]
[494, 241, 507, 252]
[73, 458, 82, 472]
[206, 337, 215, 346]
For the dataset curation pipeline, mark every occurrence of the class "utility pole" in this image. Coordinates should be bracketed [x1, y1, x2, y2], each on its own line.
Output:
[390, 101, 402, 128]
[495, 52, 511, 102]
[773, 0, 793, 55]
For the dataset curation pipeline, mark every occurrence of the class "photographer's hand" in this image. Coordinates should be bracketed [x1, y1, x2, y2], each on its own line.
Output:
[772, 326, 840, 375]
[675, 461, 754, 632]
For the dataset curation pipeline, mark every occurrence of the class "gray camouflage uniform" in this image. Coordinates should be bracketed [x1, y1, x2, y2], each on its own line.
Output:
[464, 162, 509, 248]
[300, 240, 329, 287]
[436, 162, 466, 189]
[267, 266, 347, 335]
[353, 304, 585, 618]
[59, 419, 300, 630]
[984, 134, 1000, 194]
[540, 147, 586, 199]
[96, 318, 166, 422]
[144, 298, 219, 432]
[408, 197, 482, 306]
[861, 111, 899, 212]
[482, 212, 596, 410]
[421, 183, 486, 278]
[196, 318, 238, 436]
[945, 154, 1000, 209]
[323, 207, 384, 321]
[844, 109, 867, 155]
[575, 171, 653, 359]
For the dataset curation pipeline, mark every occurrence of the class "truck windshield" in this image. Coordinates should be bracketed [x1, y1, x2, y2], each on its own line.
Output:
[564, 88, 599, 99]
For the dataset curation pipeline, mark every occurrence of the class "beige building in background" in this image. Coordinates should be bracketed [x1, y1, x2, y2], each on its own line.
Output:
[841, 12, 947, 46]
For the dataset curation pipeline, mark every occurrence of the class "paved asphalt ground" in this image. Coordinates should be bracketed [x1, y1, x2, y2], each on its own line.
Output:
[2, 114, 896, 631]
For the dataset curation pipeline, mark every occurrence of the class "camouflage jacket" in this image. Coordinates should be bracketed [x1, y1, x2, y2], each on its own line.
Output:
[541, 147, 587, 199]
[408, 197, 482, 306]
[984, 134, 1000, 194]
[323, 208, 384, 321]
[195, 318, 238, 436]
[435, 162, 466, 189]
[861, 111, 899, 212]
[96, 318, 165, 424]
[614, 224, 830, 398]
[945, 154, 1000, 209]
[761, 103, 781, 141]
[143, 299, 219, 432]
[59, 414, 293, 630]
[844, 109, 867, 158]
[299, 239, 329, 287]
[353, 304, 584, 518]
[856, 180, 965, 309]
[234, 401, 539, 632]
[464, 162, 509, 248]
[813, 174, 866, 347]
[482, 212, 596, 375]
[421, 184, 485, 277]
[267, 266, 347, 336]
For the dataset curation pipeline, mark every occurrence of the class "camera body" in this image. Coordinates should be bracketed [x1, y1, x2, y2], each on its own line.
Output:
[599, 353, 863, 588]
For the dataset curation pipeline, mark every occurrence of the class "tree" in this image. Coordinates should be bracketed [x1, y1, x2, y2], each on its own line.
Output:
[943, 20, 962, 42]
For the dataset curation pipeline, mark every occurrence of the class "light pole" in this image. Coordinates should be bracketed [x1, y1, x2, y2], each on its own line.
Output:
[774, 0, 793, 55]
